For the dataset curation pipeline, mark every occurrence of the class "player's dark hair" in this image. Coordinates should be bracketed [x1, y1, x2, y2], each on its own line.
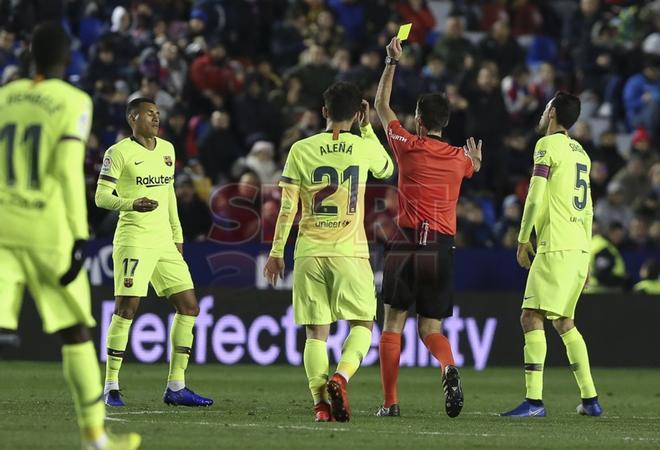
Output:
[31, 22, 71, 73]
[126, 97, 156, 120]
[551, 91, 581, 130]
[417, 93, 450, 132]
[322, 81, 362, 122]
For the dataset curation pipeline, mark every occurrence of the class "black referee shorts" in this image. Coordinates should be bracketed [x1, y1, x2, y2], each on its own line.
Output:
[381, 227, 455, 320]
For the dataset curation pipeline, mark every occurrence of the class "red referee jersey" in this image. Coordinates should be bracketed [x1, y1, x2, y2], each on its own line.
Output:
[386, 120, 474, 236]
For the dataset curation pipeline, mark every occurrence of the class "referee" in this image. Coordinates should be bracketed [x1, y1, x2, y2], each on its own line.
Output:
[373, 36, 482, 419]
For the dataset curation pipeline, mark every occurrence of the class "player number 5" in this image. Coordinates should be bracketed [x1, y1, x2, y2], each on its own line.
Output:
[573, 163, 588, 211]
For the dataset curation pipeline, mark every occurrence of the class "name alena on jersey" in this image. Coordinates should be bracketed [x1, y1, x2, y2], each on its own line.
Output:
[320, 142, 353, 156]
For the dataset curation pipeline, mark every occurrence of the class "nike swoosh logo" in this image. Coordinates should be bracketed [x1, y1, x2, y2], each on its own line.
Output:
[523, 296, 534, 300]
[530, 408, 544, 416]
[135, 161, 144, 165]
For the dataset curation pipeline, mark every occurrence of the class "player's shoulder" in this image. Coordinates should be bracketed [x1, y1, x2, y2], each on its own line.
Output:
[0, 79, 30, 97]
[156, 136, 175, 153]
[107, 138, 133, 156]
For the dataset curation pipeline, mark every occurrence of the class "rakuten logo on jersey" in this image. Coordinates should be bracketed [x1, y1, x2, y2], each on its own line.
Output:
[135, 175, 173, 186]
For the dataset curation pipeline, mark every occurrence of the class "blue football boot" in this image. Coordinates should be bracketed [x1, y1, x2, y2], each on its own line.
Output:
[104, 389, 126, 407]
[163, 387, 214, 407]
[501, 399, 546, 417]
[577, 397, 603, 416]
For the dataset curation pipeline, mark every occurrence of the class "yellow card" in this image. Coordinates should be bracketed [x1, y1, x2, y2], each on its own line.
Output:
[397, 23, 412, 41]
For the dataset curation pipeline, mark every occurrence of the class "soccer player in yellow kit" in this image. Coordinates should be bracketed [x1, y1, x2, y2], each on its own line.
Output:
[264, 82, 394, 422]
[95, 98, 212, 407]
[502, 92, 602, 417]
[0, 23, 140, 449]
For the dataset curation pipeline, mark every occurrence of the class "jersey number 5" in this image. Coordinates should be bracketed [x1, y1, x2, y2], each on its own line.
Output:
[312, 165, 358, 215]
[0, 123, 42, 188]
[573, 163, 588, 211]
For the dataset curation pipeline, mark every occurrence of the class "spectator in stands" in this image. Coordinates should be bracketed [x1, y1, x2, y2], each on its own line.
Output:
[129, 76, 176, 120]
[280, 109, 321, 155]
[234, 74, 279, 142]
[590, 160, 609, 204]
[611, 154, 649, 205]
[305, 8, 345, 54]
[464, 64, 508, 192]
[459, 200, 495, 247]
[502, 130, 532, 192]
[197, 110, 243, 184]
[176, 173, 212, 242]
[391, 48, 424, 113]
[396, 0, 436, 47]
[494, 194, 522, 248]
[501, 65, 538, 126]
[270, 12, 307, 70]
[509, 0, 543, 37]
[432, 15, 476, 78]
[629, 127, 658, 164]
[529, 62, 557, 106]
[159, 40, 187, 98]
[421, 55, 448, 94]
[623, 56, 660, 140]
[0, 28, 17, 73]
[189, 40, 244, 100]
[590, 129, 625, 175]
[634, 259, 660, 295]
[284, 44, 337, 109]
[479, 19, 525, 77]
[587, 221, 630, 293]
[235, 140, 280, 185]
[625, 216, 652, 251]
[161, 106, 188, 164]
[595, 181, 633, 228]
[327, 0, 366, 48]
[571, 121, 596, 156]
[85, 39, 121, 89]
[339, 48, 381, 92]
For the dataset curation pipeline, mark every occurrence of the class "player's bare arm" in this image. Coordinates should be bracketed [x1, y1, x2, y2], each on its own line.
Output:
[264, 183, 300, 287]
[374, 37, 402, 127]
[464, 137, 482, 173]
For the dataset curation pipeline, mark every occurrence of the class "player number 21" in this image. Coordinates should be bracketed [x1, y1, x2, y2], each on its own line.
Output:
[312, 165, 358, 215]
[573, 163, 588, 211]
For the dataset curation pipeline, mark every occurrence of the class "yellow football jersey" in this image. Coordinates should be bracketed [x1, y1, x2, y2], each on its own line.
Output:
[0, 78, 92, 250]
[532, 133, 593, 253]
[98, 137, 182, 248]
[278, 124, 394, 259]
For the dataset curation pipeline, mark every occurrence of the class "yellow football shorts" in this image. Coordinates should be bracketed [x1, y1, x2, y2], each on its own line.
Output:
[0, 245, 95, 334]
[523, 250, 590, 320]
[113, 244, 194, 298]
[292, 256, 376, 325]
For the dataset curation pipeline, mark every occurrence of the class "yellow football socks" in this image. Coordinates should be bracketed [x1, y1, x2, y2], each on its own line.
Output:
[168, 313, 196, 389]
[561, 327, 597, 399]
[336, 325, 371, 382]
[523, 329, 546, 400]
[104, 314, 132, 388]
[304, 339, 329, 404]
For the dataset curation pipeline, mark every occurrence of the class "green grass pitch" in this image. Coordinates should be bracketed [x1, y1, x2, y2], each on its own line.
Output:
[1, 363, 659, 449]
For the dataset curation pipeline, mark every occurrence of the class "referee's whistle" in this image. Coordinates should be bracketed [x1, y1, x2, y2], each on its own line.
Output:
[419, 220, 429, 246]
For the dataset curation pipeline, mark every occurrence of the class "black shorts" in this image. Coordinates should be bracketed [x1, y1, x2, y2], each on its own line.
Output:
[381, 227, 455, 320]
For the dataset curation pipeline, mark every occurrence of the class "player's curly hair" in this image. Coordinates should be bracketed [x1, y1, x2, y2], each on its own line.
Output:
[323, 82, 362, 122]
[31, 22, 70, 73]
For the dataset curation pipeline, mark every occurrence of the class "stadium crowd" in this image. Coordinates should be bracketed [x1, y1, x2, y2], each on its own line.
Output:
[0, 0, 658, 257]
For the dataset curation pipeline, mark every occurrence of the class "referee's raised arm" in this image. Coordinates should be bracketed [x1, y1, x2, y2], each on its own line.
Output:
[374, 37, 402, 127]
